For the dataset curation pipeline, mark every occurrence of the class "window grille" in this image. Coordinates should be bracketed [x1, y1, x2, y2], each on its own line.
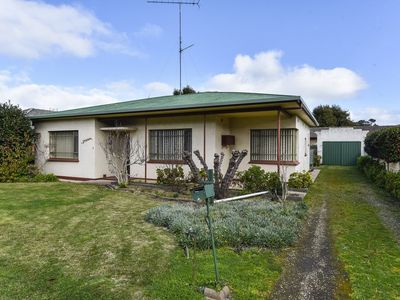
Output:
[250, 129, 297, 161]
[49, 131, 79, 159]
[149, 129, 192, 162]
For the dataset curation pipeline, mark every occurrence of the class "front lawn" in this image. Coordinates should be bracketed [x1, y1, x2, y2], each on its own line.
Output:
[0, 182, 175, 299]
[0, 182, 286, 299]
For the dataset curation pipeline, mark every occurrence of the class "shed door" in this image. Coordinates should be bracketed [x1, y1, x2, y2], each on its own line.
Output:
[322, 141, 361, 166]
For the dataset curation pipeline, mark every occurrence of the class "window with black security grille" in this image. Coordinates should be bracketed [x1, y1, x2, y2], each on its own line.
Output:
[149, 129, 192, 162]
[250, 129, 297, 162]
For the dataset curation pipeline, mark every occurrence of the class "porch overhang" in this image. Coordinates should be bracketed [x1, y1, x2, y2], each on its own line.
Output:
[100, 127, 137, 132]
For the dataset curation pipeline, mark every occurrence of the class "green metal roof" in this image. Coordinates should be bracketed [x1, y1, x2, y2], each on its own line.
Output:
[30, 91, 317, 125]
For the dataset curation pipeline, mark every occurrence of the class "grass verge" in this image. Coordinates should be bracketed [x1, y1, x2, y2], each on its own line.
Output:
[308, 166, 400, 299]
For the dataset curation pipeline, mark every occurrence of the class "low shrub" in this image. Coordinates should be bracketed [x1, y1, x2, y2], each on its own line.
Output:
[288, 171, 313, 189]
[384, 172, 400, 199]
[156, 166, 187, 192]
[357, 156, 386, 187]
[145, 199, 308, 250]
[358, 155, 400, 201]
[237, 166, 282, 197]
[15, 173, 59, 183]
[32, 173, 59, 182]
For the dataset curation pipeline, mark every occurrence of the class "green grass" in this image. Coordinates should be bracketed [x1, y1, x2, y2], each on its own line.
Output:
[0, 182, 285, 299]
[147, 247, 283, 300]
[306, 167, 400, 299]
[0, 182, 175, 299]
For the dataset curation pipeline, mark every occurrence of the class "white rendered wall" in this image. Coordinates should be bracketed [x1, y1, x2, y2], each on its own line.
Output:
[34, 119, 98, 178]
[315, 127, 369, 163]
[34, 113, 312, 180]
[224, 115, 300, 176]
[295, 116, 311, 172]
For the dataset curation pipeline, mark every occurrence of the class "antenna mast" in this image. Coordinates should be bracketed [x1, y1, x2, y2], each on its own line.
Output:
[148, 0, 200, 94]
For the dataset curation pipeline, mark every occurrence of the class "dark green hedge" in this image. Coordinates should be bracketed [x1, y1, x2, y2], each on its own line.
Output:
[357, 156, 400, 201]
[364, 127, 400, 162]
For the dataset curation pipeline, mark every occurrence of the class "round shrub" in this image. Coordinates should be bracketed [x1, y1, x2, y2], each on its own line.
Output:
[237, 166, 282, 197]
[365, 127, 400, 162]
[288, 171, 313, 189]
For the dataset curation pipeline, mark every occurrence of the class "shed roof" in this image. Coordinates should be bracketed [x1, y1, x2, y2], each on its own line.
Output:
[29, 91, 318, 125]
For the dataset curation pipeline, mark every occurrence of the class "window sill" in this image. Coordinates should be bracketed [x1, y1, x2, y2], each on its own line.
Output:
[249, 160, 299, 166]
[147, 160, 185, 165]
[48, 158, 79, 162]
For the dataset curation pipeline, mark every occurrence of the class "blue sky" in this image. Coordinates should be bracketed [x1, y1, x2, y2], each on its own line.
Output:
[0, 0, 399, 124]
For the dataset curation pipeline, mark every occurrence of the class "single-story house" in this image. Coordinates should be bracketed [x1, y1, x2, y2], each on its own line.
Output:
[30, 92, 318, 181]
[310, 126, 397, 166]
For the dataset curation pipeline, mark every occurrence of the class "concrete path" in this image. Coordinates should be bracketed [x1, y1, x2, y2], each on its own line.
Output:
[269, 199, 337, 300]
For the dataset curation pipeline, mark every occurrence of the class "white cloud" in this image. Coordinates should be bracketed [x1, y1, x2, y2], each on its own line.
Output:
[0, 0, 137, 58]
[134, 23, 163, 38]
[0, 71, 173, 110]
[351, 107, 400, 125]
[206, 51, 367, 102]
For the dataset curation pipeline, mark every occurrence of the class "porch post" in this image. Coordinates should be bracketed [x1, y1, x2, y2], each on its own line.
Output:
[144, 117, 148, 183]
[277, 110, 281, 174]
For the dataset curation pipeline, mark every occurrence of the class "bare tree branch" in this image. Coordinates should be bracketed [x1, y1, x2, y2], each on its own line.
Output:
[193, 150, 208, 171]
[183, 150, 200, 183]
[185, 149, 247, 199]
[100, 131, 145, 187]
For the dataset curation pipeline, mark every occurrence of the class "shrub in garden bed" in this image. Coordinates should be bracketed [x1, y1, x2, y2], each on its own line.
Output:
[156, 166, 188, 192]
[237, 166, 282, 195]
[15, 173, 59, 183]
[288, 171, 313, 189]
[145, 199, 308, 250]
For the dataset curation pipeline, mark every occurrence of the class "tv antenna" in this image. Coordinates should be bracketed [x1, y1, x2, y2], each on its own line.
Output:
[147, 0, 200, 94]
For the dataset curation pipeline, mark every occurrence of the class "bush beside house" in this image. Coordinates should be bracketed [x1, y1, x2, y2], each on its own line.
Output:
[0, 101, 57, 182]
[359, 127, 400, 201]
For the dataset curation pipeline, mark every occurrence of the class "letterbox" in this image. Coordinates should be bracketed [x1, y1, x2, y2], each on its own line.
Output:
[191, 170, 215, 202]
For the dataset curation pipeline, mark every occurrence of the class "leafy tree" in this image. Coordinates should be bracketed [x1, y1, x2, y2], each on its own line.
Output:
[0, 101, 36, 181]
[356, 118, 377, 126]
[312, 105, 354, 127]
[173, 85, 196, 95]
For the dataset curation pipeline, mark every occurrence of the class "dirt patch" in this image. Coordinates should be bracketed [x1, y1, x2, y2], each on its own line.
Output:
[269, 200, 339, 300]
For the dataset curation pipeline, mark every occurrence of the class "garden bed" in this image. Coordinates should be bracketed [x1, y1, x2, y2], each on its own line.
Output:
[145, 199, 308, 250]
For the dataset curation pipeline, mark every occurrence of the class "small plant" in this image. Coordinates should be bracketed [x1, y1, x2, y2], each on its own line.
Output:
[156, 165, 187, 192]
[288, 171, 313, 189]
[313, 155, 321, 166]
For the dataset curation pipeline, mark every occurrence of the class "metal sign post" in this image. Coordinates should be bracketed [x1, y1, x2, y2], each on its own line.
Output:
[191, 169, 220, 285]
[191, 169, 270, 286]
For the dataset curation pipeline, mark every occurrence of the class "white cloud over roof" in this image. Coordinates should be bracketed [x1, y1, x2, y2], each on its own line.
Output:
[206, 51, 367, 103]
